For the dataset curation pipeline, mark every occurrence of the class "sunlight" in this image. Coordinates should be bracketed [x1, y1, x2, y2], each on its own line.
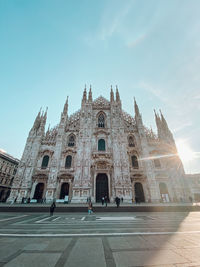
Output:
[176, 139, 195, 163]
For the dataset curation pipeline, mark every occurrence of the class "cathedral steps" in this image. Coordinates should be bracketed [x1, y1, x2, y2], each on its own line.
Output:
[0, 203, 200, 213]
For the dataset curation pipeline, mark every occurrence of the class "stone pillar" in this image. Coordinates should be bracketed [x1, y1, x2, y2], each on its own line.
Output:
[30, 181, 37, 199]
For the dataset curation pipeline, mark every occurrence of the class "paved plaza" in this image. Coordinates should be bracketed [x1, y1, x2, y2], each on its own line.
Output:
[0, 211, 200, 266]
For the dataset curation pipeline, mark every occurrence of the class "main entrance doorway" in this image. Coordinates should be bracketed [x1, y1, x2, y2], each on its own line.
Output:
[134, 182, 145, 203]
[60, 183, 69, 199]
[159, 182, 170, 202]
[33, 183, 44, 201]
[96, 173, 109, 202]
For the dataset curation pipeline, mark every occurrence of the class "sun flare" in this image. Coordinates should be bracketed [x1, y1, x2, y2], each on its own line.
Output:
[176, 140, 195, 163]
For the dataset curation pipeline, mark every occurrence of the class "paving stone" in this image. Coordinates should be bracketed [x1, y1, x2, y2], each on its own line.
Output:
[175, 248, 200, 262]
[24, 242, 49, 251]
[108, 236, 150, 250]
[64, 238, 106, 267]
[44, 238, 72, 251]
[113, 249, 189, 266]
[4, 252, 61, 267]
[167, 236, 197, 248]
[142, 235, 176, 248]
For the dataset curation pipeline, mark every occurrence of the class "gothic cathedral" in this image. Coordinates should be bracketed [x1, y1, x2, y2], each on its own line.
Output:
[8, 87, 190, 203]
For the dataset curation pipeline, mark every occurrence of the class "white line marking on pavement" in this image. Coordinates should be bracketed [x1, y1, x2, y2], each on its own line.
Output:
[81, 217, 85, 221]
[0, 215, 27, 222]
[35, 217, 51, 223]
[1, 230, 200, 237]
[96, 217, 139, 221]
[52, 217, 61, 222]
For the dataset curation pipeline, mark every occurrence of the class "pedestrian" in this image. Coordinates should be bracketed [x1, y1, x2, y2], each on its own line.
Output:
[116, 196, 120, 208]
[105, 196, 108, 207]
[121, 197, 123, 203]
[101, 196, 104, 206]
[50, 201, 56, 216]
[88, 201, 93, 215]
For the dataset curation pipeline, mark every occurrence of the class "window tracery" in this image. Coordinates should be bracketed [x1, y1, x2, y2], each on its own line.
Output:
[65, 155, 72, 168]
[131, 155, 139, 168]
[98, 113, 105, 128]
[68, 134, 75, 147]
[128, 136, 135, 147]
[41, 155, 49, 169]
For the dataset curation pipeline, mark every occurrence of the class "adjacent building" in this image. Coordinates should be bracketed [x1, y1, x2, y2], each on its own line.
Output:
[8, 87, 191, 203]
[0, 150, 19, 202]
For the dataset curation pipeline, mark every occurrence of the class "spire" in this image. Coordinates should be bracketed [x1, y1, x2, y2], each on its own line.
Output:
[134, 97, 140, 116]
[154, 109, 160, 126]
[44, 107, 48, 119]
[88, 85, 92, 102]
[110, 85, 114, 102]
[63, 96, 69, 115]
[116, 85, 120, 102]
[33, 108, 42, 130]
[82, 85, 87, 105]
[159, 109, 169, 130]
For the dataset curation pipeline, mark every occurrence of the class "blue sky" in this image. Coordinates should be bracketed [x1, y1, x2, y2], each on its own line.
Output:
[0, 0, 200, 173]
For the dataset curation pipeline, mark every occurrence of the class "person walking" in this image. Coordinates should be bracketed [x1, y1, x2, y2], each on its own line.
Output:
[101, 196, 105, 206]
[104, 196, 108, 207]
[116, 196, 120, 208]
[88, 201, 93, 215]
[50, 201, 56, 216]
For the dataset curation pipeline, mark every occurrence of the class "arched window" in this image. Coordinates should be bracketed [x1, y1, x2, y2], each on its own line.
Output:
[131, 155, 139, 168]
[98, 114, 105, 128]
[41, 155, 49, 169]
[98, 139, 105, 151]
[68, 134, 75, 147]
[154, 159, 161, 168]
[65, 155, 72, 168]
[128, 136, 135, 147]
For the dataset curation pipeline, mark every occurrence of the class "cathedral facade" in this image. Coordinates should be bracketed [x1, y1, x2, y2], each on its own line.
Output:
[8, 87, 191, 203]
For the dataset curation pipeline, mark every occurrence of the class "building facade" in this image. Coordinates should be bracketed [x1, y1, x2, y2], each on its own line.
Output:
[0, 150, 19, 202]
[185, 174, 200, 202]
[8, 88, 191, 203]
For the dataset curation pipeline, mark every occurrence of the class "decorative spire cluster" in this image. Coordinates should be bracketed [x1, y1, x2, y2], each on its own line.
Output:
[32, 107, 48, 134]
[154, 109, 174, 144]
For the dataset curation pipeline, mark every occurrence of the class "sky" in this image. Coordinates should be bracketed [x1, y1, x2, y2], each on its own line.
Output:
[0, 0, 200, 173]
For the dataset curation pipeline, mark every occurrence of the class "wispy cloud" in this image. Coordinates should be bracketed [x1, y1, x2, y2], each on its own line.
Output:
[126, 33, 147, 48]
[98, 1, 134, 41]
